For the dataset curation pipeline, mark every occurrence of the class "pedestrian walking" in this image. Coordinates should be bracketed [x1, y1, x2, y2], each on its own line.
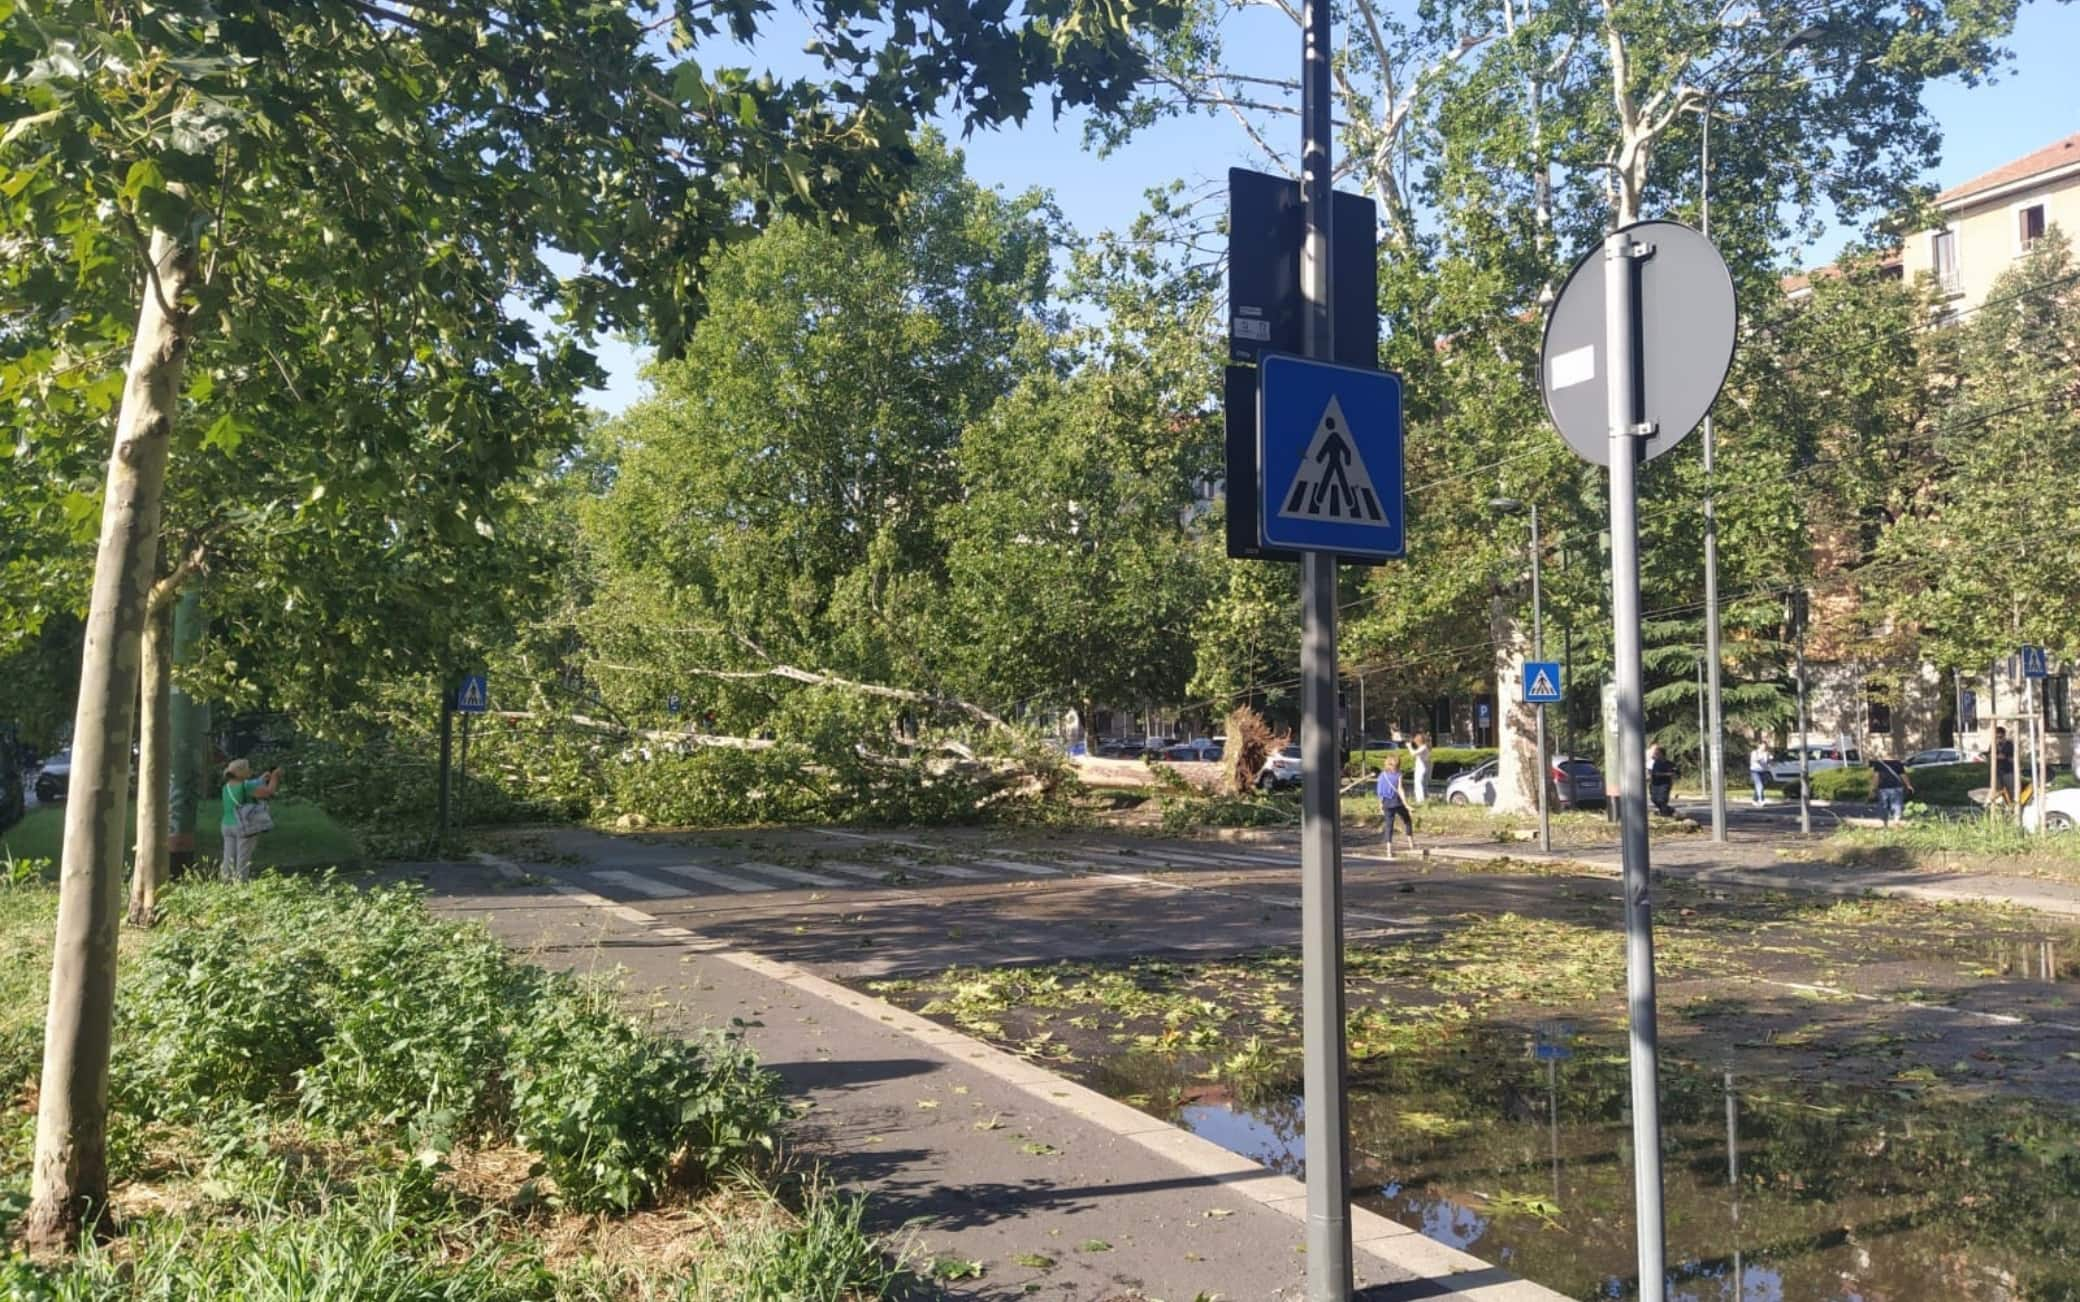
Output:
[1648, 743, 1677, 818]
[1996, 726, 2017, 801]
[1874, 758, 1914, 826]
[220, 758, 281, 882]
[1410, 733, 1432, 805]
[1748, 739, 1773, 806]
[1377, 755, 1417, 860]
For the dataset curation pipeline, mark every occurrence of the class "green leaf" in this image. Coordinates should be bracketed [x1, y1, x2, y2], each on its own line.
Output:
[121, 158, 164, 205]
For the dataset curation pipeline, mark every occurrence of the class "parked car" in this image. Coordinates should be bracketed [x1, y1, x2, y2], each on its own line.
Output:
[1904, 747, 1968, 768]
[1444, 756, 1604, 808]
[1259, 745, 1304, 789]
[1768, 745, 1862, 787]
[2024, 787, 2080, 833]
[1161, 739, 1222, 763]
[34, 749, 70, 804]
[1097, 739, 1145, 759]
[1551, 757, 1607, 809]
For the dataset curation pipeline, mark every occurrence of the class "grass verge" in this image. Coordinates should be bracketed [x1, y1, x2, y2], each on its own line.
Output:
[2, 798, 360, 876]
[1820, 815, 2080, 876]
[0, 874, 908, 1298]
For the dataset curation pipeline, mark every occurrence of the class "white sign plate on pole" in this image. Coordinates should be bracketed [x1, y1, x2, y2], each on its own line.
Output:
[1540, 220, 1737, 465]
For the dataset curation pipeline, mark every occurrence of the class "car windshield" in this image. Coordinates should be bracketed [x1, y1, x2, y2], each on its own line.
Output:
[1279, 746, 1301, 758]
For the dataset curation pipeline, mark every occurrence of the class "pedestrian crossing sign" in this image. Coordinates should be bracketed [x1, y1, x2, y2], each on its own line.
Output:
[1524, 661, 1562, 704]
[2022, 646, 2048, 680]
[456, 674, 489, 714]
[1258, 354, 1404, 558]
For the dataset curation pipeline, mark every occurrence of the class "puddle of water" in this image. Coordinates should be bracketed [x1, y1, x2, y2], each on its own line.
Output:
[1139, 1027, 2080, 1300]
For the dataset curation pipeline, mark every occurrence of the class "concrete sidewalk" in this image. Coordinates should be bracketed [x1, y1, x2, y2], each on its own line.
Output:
[420, 856, 1562, 1302]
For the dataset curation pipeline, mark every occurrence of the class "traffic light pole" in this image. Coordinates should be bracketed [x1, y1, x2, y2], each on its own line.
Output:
[1297, 0, 1352, 1293]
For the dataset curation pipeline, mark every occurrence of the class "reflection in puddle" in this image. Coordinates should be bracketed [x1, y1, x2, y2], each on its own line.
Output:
[1150, 1027, 2072, 1300]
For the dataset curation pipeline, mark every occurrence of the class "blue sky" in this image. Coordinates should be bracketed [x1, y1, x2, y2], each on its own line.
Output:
[580, 0, 2080, 414]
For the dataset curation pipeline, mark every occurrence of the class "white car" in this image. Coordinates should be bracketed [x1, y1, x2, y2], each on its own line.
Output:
[2023, 787, 2080, 833]
[1768, 745, 1861, 787]
[1258, 745, 1303, 789]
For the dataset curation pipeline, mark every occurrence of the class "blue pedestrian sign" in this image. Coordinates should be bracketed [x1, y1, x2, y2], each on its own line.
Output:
[1524, 661, 1563, 704]
[455, 674, 489, 715]
[2022, 646, 2049, 680]
[1258, 355, 1404, 559]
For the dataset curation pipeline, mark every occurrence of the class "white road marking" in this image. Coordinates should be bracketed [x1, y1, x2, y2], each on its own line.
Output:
[732, 861, 851, 889]
[649, 863, 774, 894]
[589, 870, 685, 899]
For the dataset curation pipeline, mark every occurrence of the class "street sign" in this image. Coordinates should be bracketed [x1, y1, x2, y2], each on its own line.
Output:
[1228, 169, 1379, 369]
[2022, 646, 2049, 679]
[455, 674, 489, 715]
[1541, 220, 1736, 465]
[1257, 355, 1404, 558]
[1524, 661, 1562, 704]
[666, 693, 682, 714]
[1225, 366, 1386, 566]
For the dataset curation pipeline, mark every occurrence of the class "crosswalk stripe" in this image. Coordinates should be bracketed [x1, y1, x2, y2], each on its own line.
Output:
[909, 861, 992, 879]
[590, 870, 686, 899]
[732, 861, 852, 889]
[649, 863, 774, 894]
[969, 857, 1064, 876]
[809, 861, 907, 883]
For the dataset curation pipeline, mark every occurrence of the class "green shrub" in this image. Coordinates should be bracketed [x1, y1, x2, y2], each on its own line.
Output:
[508, 981, 786, 1211]
[1811, 766, 1876, 802]
[118, 929, 334, 1117]
[1423, 747, 1497, 783]
[296, 916, 529, 1133]
[1905, 762, 1990, 808]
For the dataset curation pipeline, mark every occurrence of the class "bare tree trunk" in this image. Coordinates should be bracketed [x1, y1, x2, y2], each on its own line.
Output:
[27, 228, 195, 1250]
[126, 598, 173, 928]
[1491, 593, 1543, 815]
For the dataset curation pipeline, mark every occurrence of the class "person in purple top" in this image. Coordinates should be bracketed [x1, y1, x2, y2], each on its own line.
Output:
[1376, 755, 1417, 859]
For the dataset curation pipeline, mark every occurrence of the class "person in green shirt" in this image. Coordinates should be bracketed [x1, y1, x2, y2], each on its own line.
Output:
[220, 757, 281, 882]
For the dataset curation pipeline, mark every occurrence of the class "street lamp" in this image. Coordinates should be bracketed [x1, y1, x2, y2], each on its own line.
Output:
[1492, 497, 1552, 852]
[1690, 93, 1730, 843]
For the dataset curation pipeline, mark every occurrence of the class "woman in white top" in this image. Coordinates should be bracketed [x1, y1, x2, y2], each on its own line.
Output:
[1411, 733, 1432, 804]
[1747, 740, 1773, 806]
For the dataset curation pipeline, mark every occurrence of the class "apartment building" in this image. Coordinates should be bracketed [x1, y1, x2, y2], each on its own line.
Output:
[1897, 131, 2080, 314]
[1796, 131, 2079, 764]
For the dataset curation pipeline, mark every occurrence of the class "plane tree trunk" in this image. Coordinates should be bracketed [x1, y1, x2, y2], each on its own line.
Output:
[27, 227, 197, 1250]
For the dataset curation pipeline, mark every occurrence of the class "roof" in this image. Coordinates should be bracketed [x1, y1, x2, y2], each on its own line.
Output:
[1938, 131, 2080, 207]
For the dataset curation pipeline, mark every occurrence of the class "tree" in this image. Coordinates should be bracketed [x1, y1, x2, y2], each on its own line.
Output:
[1876, 232, 2080, 669]
[1092, 0, 2020, 811]
[3, 0, 1182, 1246]
[579, 143, 1058, 726]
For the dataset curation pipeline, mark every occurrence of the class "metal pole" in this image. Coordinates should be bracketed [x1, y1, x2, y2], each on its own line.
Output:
[1794, 600, 1811, 836]
[1726, 1070, 1742, 1302]
[1298, 0, 1351, 1292]
[436, 687, 454, 849]
[1532, 504, 1550, 852]
[2030, 673, 2045, 835]
[1604, 223, 1667, 1291]
[1700, 101, 1728, 843]
[1698, 657, 1709, 798]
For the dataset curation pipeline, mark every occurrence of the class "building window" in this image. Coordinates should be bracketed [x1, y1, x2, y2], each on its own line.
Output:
[1932, 230, 1961, 293]
[2049, 675, 2072, 735]
[1868, 688, 1893, 738]
[2020, 204, 2047, 254]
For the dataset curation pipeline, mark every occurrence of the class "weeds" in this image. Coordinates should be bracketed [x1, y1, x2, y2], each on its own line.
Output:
[2, 876, 904, 1296]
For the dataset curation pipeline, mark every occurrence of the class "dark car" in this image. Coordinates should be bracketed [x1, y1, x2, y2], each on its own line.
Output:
[1552, 757, 1606, 809]
[33, 749, 70, 804]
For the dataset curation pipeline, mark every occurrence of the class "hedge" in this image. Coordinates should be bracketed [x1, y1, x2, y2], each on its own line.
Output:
[1350, 746, 1496, 784]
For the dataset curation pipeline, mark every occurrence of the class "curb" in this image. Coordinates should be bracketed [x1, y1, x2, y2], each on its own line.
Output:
[470, 851, 1565, 1300]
